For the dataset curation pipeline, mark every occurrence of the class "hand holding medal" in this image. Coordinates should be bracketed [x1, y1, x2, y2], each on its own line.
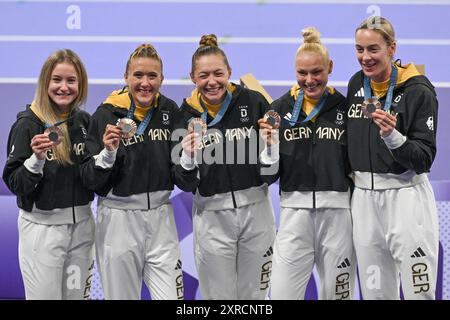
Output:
[188, 117, 207, 135]
[182, 118, 206, 157]
[259, 111, 280, 147]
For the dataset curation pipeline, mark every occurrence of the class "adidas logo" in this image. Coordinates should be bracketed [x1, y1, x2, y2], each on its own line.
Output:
[411, 247, 426, 258]
[263, 246, 273, 258]
[337, 258, 351, 269]
[284, 112, 292, 121]
[354, 87, 364, 97]
[174, 259, 182, 270]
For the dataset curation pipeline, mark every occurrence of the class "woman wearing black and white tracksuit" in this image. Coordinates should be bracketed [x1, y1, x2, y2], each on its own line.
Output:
[177, 34, 276, 300]
[347, 17, 439, 300]
[259, 28, 355, 300]
[3, 49, 94, 300]
[81, 44, 197, 300]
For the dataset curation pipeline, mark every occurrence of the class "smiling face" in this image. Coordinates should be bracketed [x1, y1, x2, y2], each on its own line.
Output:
[125, 57, 163, 107]
[355, 29, 396, 82]
[47, 62, 79, 113]
[295, 51, 332, 100]
[191, 53, 231, 105]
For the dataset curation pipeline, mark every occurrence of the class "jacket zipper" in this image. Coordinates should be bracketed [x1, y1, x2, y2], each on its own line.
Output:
[311, 122, 317, 209]
[72, 166, 76, 223]
[368, 121, 374, 190]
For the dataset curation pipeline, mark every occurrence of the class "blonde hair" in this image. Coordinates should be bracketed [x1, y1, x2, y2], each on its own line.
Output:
[191, 34, 231, 75]
[34, 49, 88, 166]
[125, 43, 163, 76]
[296, 27, 330, 66]
[356, 16, 396, 47]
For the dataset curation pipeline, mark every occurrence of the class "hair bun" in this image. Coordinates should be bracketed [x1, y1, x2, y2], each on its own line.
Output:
[199, 34, 218, 48]
[302, 27, 321, 44]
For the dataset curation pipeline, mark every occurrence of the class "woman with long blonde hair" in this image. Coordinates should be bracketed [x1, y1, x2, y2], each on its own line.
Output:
[3, 49, 94, 299]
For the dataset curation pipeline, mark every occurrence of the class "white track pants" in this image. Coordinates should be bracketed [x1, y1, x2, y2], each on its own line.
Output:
[18, 215, 95, 300]
[271, 207, 355, 300]
[352, 180, 439, 300]
[96, 203, 183, 300]
[193, 196, 276, 300]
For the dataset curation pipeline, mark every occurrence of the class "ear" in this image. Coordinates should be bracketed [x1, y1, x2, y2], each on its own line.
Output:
[228, 68, 232, 79]
[161, 74, 164, 84]
[328, 60, 333, 74]
[389, 41, 397, 59]
[124, 72, 128, 81]
[190, 72, 196, 84]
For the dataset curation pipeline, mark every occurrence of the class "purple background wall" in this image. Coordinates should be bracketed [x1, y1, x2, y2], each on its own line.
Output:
[1, 0, 449, 299]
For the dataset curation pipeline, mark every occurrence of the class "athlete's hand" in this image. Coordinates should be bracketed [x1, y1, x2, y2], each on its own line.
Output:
[181, 131, 199, 158]
[30, 133, 54, 160]
[372, 109, 397, 137]
[258, 118, 279, 147]
[103, 124, 121, 151]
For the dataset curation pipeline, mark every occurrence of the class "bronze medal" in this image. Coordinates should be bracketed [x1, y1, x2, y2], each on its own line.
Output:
[188, 117, 207, 135]
[362, 98, 381, 119]
[117, 118, 137, 139]
[44, 126, 63, 146]
[264, 110, 281, 129]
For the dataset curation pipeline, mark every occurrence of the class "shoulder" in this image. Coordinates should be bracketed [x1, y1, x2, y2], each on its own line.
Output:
[73, 108, 91, 123]
[347, 71, 364, 92]
[403, 75, 436, 97]
[271, 90, 292, 110]
[158, 94, 179, 111]
[238, 86, 269, 105]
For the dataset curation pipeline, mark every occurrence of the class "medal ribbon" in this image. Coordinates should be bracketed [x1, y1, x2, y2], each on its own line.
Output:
[127, 98, 155, 135]
[44, 116, 73, 129]
[363, 63, 398, 112]
[288, 89, 329, 127]
[199, 91, 232, 127]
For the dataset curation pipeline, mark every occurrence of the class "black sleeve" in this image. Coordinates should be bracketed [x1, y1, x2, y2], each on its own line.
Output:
[80, 107, 117, 193]
[170, 103, 200, 192]
[390, 86, 438, 174]
[2, 119, 43, 196]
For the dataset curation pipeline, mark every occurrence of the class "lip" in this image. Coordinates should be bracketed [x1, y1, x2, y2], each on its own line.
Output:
[362, 62, 376, 71]
[204, 87, 222, 94]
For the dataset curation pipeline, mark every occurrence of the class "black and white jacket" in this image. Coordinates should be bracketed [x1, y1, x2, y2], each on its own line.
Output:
[176, 84, 273, 211]
[81, 93, 198, 210]
[346, 71, 438, 190]
[2, 106, 94, 224]
[261, 88, 351, 209]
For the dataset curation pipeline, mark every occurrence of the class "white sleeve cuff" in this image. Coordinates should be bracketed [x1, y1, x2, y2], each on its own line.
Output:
[259, 142, 280, 165]
[180, 150, 196, 171]
[24, 153, 45, 174]
[93, 148, 117, 169]
[382, 129, 407, 149]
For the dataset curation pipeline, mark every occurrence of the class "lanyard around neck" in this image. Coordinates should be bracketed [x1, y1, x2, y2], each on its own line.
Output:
[199, 91, 232, 127]
[363, 63, 398, 112]
[127, 97, 155, 135]
[288, 88, 329, 127]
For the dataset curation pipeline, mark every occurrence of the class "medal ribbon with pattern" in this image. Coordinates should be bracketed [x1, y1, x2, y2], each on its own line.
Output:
[127, 96, 156, 135]
[363, 63, 398, 112]
[199, 91, 232, 127]
[287, 88, 329, 127]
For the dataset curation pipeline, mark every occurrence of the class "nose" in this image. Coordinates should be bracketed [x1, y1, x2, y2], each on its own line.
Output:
[305, 73, 314, 84]
[60, 81, 69, 91]
[141, 76, 151, 86]
[362, 49, 371, 61]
